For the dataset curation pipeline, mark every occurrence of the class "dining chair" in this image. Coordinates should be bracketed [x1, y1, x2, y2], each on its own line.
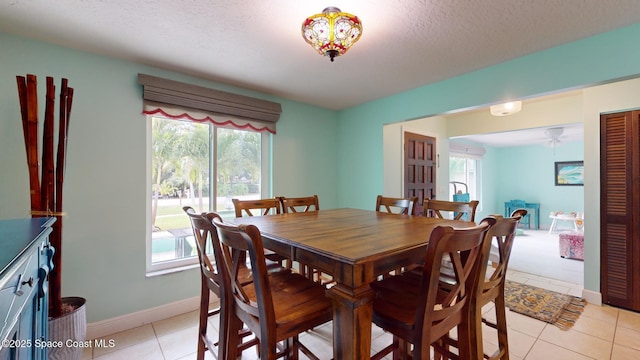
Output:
[423, 198, 480, 221]
[509, 199, 531, 228]
[375, 195, 420, 277]
[279, 195, 319, 213]
[232, 198, 290, 269]
[489, 208, 529, 268]
[278, 195, 331, 284]
[182, 206, 257, 360]
[510, 208, 528, 219]
[232, 197, 282, 217]
[212, 217, 333, 360]
[435, 212, 523, 360]
[369, 219, 495, 360]
[375, 195, 418, 215]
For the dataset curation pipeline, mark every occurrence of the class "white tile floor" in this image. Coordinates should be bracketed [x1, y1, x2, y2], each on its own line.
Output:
[83, 269, 640, 360]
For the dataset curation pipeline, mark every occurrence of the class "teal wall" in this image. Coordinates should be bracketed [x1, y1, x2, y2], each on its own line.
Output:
[0, 32, 339, 322]
[495, 141, 584, 227]
[474, 141, 585, 228]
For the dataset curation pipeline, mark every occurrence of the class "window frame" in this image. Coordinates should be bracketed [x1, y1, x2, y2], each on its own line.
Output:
[449, 142, 484, 210]
[449, 156, 481, 203]
[145, 116, 272, 275]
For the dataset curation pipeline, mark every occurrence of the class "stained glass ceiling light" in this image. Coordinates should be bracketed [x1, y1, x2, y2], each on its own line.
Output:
[302, 6, 362, 62]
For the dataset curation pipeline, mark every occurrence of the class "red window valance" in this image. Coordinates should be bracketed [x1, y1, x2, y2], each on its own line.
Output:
[138, 74, 281, 134]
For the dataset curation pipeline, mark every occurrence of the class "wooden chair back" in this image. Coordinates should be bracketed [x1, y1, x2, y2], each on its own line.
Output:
[423, 198, 479, 221]
[213, 218, 332, 359]
[480, 213, 523, 303]
[232, 198, 281, 217]
[183, 206, 255, 359]
[232, 198, 289, 268]
[509, 200, 531, 228]
[184, 206, 224, 298]
[370, 219, 494, 360]
[439, 212, 524, 360]
[213, 220, 270, 324]
[417, 220, 493, 357]
[375, 195, 418, 215]
[279, 195, 319, 213]
[510, 208, 528, 219]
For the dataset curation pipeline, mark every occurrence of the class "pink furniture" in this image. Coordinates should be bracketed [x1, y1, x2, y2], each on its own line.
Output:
[559, 231, 584, 260]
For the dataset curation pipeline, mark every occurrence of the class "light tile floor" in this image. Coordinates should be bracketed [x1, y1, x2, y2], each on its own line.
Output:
[83, 270, 640, 360]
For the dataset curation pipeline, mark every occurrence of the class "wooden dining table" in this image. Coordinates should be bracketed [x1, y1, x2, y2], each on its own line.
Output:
[234, 207, 474, 359]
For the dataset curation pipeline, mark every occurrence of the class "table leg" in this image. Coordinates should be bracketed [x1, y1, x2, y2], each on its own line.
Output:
[327, 284, 375, 360]
[549, 218, 557, 234]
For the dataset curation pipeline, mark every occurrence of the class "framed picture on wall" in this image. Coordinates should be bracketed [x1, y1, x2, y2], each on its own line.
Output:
[555, 161, 584, 186]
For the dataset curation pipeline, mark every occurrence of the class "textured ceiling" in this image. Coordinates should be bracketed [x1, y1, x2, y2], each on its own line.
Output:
[2, 1, 640, 111]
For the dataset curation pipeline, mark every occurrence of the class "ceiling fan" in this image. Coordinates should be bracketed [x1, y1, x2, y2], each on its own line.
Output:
[544, 127, 564, 148]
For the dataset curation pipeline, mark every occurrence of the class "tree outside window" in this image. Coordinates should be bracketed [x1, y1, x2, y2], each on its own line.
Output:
[149, 116, 263, 270]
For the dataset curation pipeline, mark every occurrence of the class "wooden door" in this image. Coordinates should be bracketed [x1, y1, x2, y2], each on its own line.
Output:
[600, 110, 640, 310]
[404, 132, 436, 215]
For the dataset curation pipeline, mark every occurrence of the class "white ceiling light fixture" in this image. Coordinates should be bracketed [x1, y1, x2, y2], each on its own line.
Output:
[490, 101, 522, 116]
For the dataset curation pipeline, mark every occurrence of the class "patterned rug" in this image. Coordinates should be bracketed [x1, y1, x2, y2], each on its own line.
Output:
[504, 280, 586, 330]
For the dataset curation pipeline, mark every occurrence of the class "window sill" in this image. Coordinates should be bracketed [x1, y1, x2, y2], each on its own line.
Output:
[146, 263, 199, 277]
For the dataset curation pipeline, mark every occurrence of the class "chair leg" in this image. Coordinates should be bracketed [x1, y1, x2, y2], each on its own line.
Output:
[481, 302, 509, 359]
[493, 295, 510, 360]
[197, 282, 211, 360]
[396, 338, 411, 360]
[284, 337, 298, 360]
[226, 312, 243, 360]
[457, 317, 475, 360]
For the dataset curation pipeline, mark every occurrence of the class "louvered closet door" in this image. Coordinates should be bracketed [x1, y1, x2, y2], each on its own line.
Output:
[600, 110, 640, 311]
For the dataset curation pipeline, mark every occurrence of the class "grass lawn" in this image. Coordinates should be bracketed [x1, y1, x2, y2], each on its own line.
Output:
[153, 199, 234, 231]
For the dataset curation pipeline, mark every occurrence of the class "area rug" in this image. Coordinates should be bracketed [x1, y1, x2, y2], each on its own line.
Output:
[504, 280, 586, 330]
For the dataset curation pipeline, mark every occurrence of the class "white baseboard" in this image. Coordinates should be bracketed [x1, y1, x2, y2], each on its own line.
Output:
[582, 288, 602, 306]
[86, 295, 212, 340]
[86, 289, 603, 340]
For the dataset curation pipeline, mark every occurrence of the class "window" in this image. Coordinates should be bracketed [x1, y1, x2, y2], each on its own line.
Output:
[147, 116, 270, 274]
[138, 74, 280, 274]
[449, 157, 479, 200]
[449, 142, 485, 205]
